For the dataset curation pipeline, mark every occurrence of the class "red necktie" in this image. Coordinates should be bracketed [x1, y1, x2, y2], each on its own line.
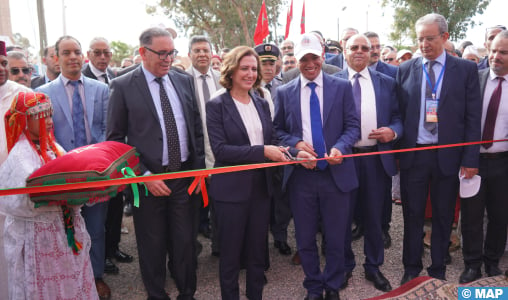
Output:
[482, 77, 504, 149]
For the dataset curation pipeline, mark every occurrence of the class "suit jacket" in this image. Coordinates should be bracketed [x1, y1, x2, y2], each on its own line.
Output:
[36, 75, 109, 151]
[31, 75, 47, 89]
[374, 61, 398, 79]
[335, 68, 403, 176]
[82, 63, 116, 82]
[274, 72, 360, 192]
[282, 63, 341, 84]
[325, 53, 344, 69]
[396, 54, 482, 175]
[478, 67, 490, 97]
[106, 66, 205, 174]
[477, 57, 489, 70]
[206, 91, 275, 202]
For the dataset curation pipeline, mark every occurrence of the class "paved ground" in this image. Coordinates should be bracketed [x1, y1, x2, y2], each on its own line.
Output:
[105, 204, 508, 300]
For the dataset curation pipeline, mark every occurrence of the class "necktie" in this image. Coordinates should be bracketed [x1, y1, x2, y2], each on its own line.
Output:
[265, 83, 272, 94]
[307, 82, 327, 170]
[352, 73, 362, 139]
[101, 74, 109, 85]
[424, 61, 437, 134]
[155, 77, 181, 171]
[200, 74, 210, 102]
[482, 77, 505, 149]
[69, 80, 87, 147]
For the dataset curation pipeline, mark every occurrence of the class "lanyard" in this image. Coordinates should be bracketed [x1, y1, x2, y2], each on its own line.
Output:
[422, 61, 446, 100]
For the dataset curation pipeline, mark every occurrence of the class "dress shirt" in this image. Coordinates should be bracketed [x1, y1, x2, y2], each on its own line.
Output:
[480, 70, 508, 153]
[417, 50, 446, 144]
[191, 66, 215, 105]
[89, 63, 109, 84]
[233, 97, 264, 146]
[347, 67, 377, 147]
[300, 71, 324, 147]
[61, 75, 92, 144]
[142, 65, 189, 165]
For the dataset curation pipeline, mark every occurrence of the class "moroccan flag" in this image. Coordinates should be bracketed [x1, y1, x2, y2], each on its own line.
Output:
[284, 0, 293, 39]
[254, 0, 269, 45]
[300, 0, 306, 34]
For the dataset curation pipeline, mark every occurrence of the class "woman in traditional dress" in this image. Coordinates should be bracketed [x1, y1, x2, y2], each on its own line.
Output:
[0, 92, 98, 299]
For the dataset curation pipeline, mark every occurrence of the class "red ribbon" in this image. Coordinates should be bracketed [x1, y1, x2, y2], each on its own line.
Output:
[1, 139, 507, 207]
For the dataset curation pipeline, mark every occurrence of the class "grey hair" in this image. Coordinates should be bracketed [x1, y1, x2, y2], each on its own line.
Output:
[188, 35, 212, 53]
[415, 13, 448, 34]
[6, 51, 26, 61]
[89, 37, 110, 49]
[496, 30, 508, 41]
[139, 27, 171, 47]
[345, 34, 372, 49]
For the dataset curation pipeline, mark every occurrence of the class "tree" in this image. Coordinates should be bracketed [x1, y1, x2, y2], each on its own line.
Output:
[146, 0, 285, 51]
[110, 41, 135, 66]
[12, 33, 33, 56]
[383, 0, 491, 45]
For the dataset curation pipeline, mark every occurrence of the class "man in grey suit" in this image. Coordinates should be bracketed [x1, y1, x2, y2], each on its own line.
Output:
[107, 27, 205, 300]
[186, 35, 221, 255]
[82, 37, 116, 84]
[35, 35, 111, 299]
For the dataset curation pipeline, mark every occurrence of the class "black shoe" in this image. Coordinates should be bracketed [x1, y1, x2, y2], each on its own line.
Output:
[365, 271, 392, 292]
[340, 271, 352, 290]
[113, 249, 133, 263]
[304, 294, 324, 300]
[400, 273, 417, 285]
[123, 202, 133, 216]
[444, 251, 452, 265]
[459, 267, 481, 283]
[274, 240, 292, 255]
[486, 265, 502, 277]
[324, 290, 340, 300]
[199, 225, 211, 239]
[351, 225, 364, 241]
[383, 231, 392, 249]
[104, 258, 119, 274]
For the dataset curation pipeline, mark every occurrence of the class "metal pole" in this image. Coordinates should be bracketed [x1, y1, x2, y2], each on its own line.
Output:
[36, 0, 47, 59]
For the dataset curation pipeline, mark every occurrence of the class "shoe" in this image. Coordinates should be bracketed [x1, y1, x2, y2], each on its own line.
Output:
[459, 267, 481, 283]
[365, 271, 392, 292]
[113, 249, 133, 263]
[400, 273, 417, 285]
[291, 251, 301, 265]
[304, 294, 324, 300]
[444, 251, 452, 265]
[95, 278, 111, 300]
[340, 271, 352, 290]
[199, 225, 211, 239]
[324, 290, 340, 300]
[383, 231, 391, 249]
[486, 265, 502, 277]
[274, 240, 292, 255]
[351, 225, 364, 241]
[104, 258, 119, 274]
[123, 202, 133, 216]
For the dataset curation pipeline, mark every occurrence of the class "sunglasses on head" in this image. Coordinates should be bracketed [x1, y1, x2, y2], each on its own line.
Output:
[10, 67, 31, 75]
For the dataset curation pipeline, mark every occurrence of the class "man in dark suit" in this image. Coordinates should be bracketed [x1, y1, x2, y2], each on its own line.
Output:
[459, 30, 508, 283]
[336, 34, 402, 292]
[274, 33, 360, 300]
[107, 27, 204, 300]
[325, 28, 358, 69]
[82, 36, 133, 276]
[396, 13, 482, 284]
[478, 25, 506, 70]
[365, 32, 398, 79]
[31, 45, 60, 89]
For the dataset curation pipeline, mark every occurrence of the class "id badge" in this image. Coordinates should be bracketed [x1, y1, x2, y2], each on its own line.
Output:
[425, 98, 438, 123]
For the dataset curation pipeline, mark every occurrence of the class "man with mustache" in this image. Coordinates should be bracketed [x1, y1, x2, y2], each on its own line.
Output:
[7, 51, 32, 88]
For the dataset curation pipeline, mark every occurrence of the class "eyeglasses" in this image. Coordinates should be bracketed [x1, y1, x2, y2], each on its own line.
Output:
[91, 49, 112, 57]
[283, 61, 296, 65]
[10, 67, 31, 75]
[144, 46, 178, 60]
[383, 58, 394, 62]
[416, 34, 443, 43]
[281, 46, 294, 51]
[348, 45, 371, 52]
[371, 45, 381, 50]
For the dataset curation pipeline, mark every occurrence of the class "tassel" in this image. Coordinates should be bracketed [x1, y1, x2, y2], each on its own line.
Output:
[62, 205, 82, 255]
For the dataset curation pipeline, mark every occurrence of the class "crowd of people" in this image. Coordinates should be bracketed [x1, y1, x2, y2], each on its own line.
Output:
[0, 11, 507, 300]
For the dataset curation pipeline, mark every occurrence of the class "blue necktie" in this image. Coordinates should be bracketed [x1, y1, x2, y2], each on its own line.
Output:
[69, 80, 87, 147]
[352, 73, 362, 139]
[307, 82, 327, 170]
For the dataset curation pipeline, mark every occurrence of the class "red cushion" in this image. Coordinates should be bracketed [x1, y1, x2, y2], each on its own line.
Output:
[27, 141, 140, 206]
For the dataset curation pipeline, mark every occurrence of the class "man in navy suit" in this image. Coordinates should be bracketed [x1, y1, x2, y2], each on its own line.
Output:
[35, 35, 111, 299]
[274, 33, 360, 300]
[396, 13, 482, 284]
[325, 28, 358, 69]
[336, 34, 402, 292]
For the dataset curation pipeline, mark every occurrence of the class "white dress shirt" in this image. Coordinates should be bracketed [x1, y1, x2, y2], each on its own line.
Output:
[233, 97, 264, 146]
[300, 71, 324, 147]
[480, 70, 508, 153]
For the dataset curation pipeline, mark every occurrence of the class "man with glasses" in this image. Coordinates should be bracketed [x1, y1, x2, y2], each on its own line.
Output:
[7, 51, 32, 88]
[83, 37, 115, 84]
[280, 39, 295, 56]
[31, 45, 61, 88]
[326, 27, 358, 69]
[479, 25, 507, 70]
[282, 53, 297, 73]
[365, 32, 397, 79]
[396, 13, 482, 285]
[107, 27, 204, 300]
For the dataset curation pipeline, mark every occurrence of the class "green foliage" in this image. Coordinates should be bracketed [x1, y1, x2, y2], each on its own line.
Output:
[12, 33, 33, 56]
[383, 0, 491, 46]
[146, 0, 286, 52]
[110, 41, 135, 66]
